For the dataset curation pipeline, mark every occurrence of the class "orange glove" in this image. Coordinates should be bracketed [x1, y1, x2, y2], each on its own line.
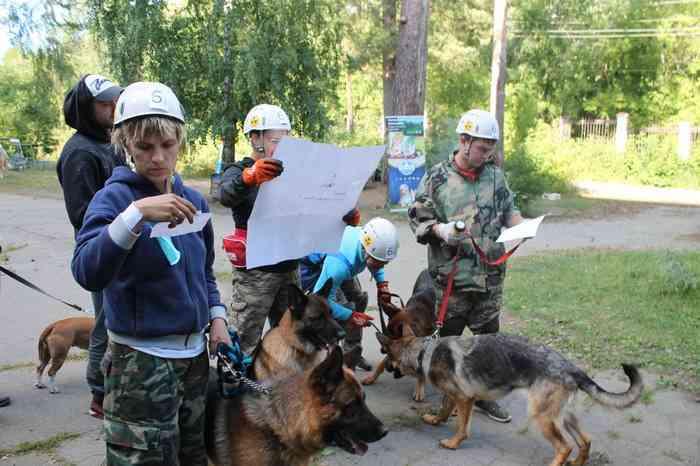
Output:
[377, 281, 391, 304]
[349, 312, 374, 327]
[342, 208, 361, 226]
[242, 158, 284, 186]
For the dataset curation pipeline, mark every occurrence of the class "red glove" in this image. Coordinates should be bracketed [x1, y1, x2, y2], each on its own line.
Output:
[242, 158, 284, 186]
[377, 281, 391, 304]
[349, 312, 374, 327]
[342, 208, 361, 226]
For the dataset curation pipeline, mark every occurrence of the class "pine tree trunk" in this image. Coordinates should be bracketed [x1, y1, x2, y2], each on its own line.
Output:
[489, 0, 507, 167]
[382, 0, 397, 119]
[221, 2, 235, 165]
[393, 0, 429, 116]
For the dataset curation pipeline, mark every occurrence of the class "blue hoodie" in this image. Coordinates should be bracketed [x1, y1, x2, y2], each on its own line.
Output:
[72, 166, 224, 339]
[307, 226, 386, 321]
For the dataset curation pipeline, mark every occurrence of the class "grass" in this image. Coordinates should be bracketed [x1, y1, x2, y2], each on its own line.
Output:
[504, 249, 700, 392]
[0, 168, 63, 198]
[0, 351, 88, 373]
[0, 432, 81, 456]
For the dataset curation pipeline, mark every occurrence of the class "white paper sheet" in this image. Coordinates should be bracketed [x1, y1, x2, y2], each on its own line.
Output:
[496, 215, 545, 243]
[246, 137, 384, 268]
[150, 212, 212, 238]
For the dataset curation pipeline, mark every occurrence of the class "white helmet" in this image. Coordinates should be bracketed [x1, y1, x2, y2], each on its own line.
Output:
[455, 109, 499, 141]
[361, 218, 399, 263]
[114, 82, 185, 126]
[243, 104, 291, 135]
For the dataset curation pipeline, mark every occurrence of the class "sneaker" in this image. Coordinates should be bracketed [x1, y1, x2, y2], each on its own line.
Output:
[0, 396, 10, 408]
[474, 400, 511, 423]
[89, 394, 104, 419]
[356, 357, 373, 372]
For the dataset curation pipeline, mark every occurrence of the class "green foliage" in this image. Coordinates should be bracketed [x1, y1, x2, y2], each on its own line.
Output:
[89, 0, 342, 152]
[522, 122, 700, 189]
[503, 144, 570, 214]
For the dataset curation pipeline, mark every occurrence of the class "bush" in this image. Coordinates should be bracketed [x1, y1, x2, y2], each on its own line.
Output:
[522, 122, 700, 189]
[504, 144, 571, 215]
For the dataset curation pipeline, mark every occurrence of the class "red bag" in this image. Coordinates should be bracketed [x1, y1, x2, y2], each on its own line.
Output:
[223, 228, 247, 269]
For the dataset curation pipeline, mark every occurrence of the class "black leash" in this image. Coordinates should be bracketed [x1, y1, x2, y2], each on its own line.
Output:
[0, 264, 89, 313]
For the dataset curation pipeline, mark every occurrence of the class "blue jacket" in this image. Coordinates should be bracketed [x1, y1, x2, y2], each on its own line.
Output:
[72, 167, 223, 338]
[305, 226, 386, 321]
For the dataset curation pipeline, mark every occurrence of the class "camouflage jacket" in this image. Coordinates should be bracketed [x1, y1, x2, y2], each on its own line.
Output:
[408, 153, 519, 291]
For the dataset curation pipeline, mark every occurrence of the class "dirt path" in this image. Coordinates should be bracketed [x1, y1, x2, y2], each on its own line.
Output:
[0, 191, 698, 465]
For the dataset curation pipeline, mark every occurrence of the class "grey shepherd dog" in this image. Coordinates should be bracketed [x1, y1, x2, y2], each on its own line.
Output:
[376, 330, 643, 466]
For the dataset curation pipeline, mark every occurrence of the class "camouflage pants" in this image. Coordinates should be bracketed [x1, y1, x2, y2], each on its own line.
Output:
[102, 342, 209, 466]
[336, 277, 368, 355]
[435, 276, 503, 337]
[228, 268, 299, 354]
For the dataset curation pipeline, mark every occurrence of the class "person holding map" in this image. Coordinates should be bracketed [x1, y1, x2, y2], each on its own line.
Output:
[408, 109, 522, 424]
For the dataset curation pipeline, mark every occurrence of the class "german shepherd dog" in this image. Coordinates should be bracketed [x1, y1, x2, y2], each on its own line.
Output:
[376, 330, 643, 466]
[362, 269, 436, 402]
[206, 346, 388, 466]
[253, 281, 346, 381]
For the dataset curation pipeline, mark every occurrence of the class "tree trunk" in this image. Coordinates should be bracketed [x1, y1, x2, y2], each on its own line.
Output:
[392, 0, 430, 116]
[346, 70, 354, 133]
[382, 0, 397, 119]
[221, 1, 235, 165]
[489, 0, 507, 167]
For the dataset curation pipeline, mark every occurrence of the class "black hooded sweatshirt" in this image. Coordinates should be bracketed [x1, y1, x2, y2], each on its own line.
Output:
[57, 76, 126, 234]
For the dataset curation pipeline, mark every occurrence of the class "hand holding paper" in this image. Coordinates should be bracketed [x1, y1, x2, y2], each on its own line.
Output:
[150, 212, 212, 238]
[496, 215, 545, 243]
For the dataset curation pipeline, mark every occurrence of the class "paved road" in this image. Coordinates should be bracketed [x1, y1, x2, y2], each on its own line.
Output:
[0, 192, 698, 465]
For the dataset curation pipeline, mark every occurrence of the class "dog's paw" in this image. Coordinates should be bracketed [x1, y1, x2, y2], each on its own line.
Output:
[422, 414, 443, 426]
[34, 382, 46, 389]
[412, 390, 425, 402]
[361, 376, 377, 386]
[439, 438, 462, 450]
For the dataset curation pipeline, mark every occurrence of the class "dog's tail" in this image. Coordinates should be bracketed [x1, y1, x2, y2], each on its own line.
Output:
[575, 364, 643, 409]
[37, 323, 55, 369]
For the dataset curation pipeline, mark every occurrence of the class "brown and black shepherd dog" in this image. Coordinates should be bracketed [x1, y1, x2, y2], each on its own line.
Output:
[376, 327, 643, 466]
[205, 346, 388, 466]
[253, 281, 346, 381]
[362, 269, 435, 401]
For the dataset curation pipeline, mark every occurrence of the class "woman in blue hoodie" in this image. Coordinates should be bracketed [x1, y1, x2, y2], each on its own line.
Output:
[72, 82, 231, 466]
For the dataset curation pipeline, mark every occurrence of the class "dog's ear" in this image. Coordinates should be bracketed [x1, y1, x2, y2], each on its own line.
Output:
[311, 346, 344, 401]
[315, 278, 334, 299]
[402, 323, 415, 337]
[288, 283, 308, 320]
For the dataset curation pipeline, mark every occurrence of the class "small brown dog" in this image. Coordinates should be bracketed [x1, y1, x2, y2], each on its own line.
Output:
[362, 269, 435, 401]
[35, 317, 94, 393]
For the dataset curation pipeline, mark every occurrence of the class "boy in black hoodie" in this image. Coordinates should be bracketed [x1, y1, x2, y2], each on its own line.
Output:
[56, 74, 124, 419]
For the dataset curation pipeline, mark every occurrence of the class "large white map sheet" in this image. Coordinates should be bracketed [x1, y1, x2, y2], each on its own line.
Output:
[246, 137, 384, 269]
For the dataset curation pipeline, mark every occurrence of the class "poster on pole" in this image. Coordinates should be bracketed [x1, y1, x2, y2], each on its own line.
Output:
[385, 115, 426, 207]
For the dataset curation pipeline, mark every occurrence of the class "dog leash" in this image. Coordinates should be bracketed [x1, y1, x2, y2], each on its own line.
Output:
[216, 329, 271, 397]
[433, 224, 523, 338]
[0, 265, 89, 313]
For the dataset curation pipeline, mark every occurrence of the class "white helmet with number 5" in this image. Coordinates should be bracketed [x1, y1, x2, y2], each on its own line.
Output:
[114, 82, 185, 126]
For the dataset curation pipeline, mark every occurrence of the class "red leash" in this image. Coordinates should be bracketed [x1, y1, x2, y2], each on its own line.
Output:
[434, 235, 525, 333]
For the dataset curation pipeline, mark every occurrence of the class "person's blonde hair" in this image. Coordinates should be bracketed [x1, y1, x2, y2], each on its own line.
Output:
[112, 116, 186, 154]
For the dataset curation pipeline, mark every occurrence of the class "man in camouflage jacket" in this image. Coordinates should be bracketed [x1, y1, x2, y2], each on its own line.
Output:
[409, 109, 522, 423]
